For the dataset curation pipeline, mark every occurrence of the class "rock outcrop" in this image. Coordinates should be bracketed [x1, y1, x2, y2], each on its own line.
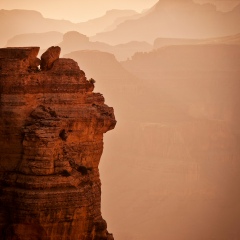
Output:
[0, 47, 116, 240]
[40, 46, 61, 70]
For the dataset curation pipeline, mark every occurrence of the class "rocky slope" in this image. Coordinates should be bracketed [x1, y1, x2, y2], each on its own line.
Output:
[0, 47, 116, 240]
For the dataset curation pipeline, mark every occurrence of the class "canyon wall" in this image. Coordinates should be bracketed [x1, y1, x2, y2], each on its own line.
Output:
[0, 47, 116, 240]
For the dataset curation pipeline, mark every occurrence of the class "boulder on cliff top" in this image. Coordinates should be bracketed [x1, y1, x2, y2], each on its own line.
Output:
[40, 46, 61, 70]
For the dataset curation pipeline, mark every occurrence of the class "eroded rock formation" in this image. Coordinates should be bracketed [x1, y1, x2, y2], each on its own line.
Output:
[40, 46, 61, 70]
[0, 47, 116, 240]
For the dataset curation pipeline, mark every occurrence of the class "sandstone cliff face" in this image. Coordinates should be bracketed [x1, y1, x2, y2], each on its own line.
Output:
[0, 47, 116, 240]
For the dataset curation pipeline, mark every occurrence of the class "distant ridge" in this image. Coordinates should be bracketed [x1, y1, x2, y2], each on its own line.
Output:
[153, 33, 240, 49]
[91, 0, 240, 44]
[0, 9, 138, 46]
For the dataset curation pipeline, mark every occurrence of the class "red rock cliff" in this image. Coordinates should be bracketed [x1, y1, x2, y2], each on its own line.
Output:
[0, 47, 116, 240]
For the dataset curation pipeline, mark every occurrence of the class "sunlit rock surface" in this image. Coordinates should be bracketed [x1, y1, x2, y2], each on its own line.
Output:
[0, 47, 116, 240]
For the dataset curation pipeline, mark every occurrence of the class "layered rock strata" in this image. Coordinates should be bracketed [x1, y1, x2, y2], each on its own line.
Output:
[0, 47, 116, 240]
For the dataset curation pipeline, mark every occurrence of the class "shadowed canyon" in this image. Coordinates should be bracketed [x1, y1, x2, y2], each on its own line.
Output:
[1, 0, 240, 239]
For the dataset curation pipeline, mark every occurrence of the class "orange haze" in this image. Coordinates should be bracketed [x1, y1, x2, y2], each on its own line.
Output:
[1, 0, 240, 239]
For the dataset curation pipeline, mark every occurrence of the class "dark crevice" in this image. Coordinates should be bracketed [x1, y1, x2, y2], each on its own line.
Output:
[59, 129, 68, 141]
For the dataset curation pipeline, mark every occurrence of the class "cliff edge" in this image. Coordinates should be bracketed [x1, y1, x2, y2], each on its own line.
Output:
[0, 47, 116, 240]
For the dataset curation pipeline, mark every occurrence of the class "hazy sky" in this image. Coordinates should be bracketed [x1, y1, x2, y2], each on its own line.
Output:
[0, 0, 239, 22]
[0, 0, 159, 22]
